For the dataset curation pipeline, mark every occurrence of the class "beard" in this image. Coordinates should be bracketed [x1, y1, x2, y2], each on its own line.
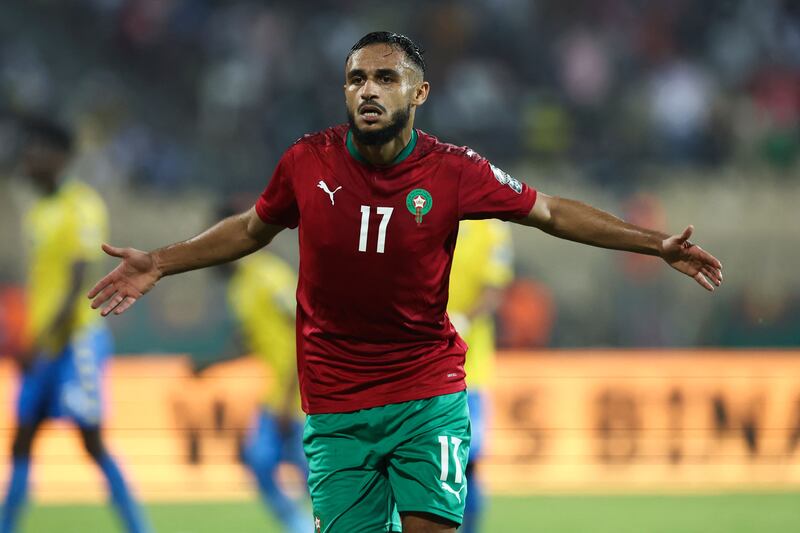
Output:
[347, 104, 411, 146]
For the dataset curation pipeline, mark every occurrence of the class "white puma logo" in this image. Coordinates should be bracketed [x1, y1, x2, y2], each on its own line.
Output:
[317, 180, 342, 205]
[441, 482, 465, 503]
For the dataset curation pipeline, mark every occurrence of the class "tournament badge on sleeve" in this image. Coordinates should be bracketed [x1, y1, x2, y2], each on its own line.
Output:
[406, 188, 433, 225]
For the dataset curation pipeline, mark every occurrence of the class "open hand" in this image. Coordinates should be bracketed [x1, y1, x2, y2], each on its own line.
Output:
[87, 244, 162, 316]
[661, 226, 723, 291]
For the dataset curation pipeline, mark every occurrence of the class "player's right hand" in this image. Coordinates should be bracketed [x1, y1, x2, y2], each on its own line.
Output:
[88, 244, 162, 316]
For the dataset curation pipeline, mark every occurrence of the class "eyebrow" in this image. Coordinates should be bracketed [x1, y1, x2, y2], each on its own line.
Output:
[346, 68, 401, 79]
[375, 68, 400, 78]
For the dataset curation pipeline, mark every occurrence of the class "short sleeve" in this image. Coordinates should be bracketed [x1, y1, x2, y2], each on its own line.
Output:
[69, 195, 106, 261]
[458, 156, 536, 221]
[255, 148, 300, 229]
[75, 214, 104, 260]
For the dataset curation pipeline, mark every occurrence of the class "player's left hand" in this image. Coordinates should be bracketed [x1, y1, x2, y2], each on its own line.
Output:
[661, 225, 723, 291]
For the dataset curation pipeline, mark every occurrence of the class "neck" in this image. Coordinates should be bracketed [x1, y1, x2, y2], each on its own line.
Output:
[352, 124, 415, 167]
[37, 176, 60, 196]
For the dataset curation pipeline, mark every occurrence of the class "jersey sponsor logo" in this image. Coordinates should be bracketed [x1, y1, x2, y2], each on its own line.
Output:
[441, 481, 466, 503]
[490, 164, 523, 194]
[317, 180, 342, 205]
[405, 188, 433, 224]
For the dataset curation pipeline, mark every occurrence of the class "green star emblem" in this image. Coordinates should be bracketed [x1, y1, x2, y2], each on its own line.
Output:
[406, 188, 433, 224]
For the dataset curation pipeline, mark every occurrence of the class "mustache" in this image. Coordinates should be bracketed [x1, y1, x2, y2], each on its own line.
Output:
[358, 101, 387, 113]
[346, 104, 411, 146]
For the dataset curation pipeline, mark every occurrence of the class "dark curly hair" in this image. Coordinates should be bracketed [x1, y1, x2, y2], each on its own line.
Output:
[23, 116, 73, 153]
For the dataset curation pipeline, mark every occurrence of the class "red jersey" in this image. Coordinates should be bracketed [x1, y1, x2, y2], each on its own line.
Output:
[255, 125, 536, 414]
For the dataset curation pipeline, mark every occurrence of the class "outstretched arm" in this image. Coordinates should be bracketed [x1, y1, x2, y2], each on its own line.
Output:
[88, 207, 284, 316]
[514, 193, 723, 291]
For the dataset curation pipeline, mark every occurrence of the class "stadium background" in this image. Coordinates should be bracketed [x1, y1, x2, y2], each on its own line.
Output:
[0, 0, 799, 531]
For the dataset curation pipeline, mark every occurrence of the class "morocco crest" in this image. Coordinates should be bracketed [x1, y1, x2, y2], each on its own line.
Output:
[406, 188, 433, 224]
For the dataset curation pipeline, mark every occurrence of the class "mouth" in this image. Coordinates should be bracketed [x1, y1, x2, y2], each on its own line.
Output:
[358, 104, 384, 124]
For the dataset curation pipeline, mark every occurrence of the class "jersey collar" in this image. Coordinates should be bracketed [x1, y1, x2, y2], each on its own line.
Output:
[346, 128, 418, 166]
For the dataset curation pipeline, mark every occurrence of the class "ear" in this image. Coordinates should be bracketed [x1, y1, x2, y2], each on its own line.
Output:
[413, 81, 430, 107]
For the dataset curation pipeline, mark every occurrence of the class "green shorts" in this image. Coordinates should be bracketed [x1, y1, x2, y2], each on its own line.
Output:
[304, 391, 471, 532]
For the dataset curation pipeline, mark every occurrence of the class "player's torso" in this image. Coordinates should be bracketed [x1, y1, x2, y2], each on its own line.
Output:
[25, 190, 78, 333]
[449, 220, 494, 313]
[26, 194, 71, 274]
[449, 220, 512, 386]
[24, 182, 107, 338]
[291, 137, 461, 342]
[228, 254, 301, 413]
[229, 254, 296, 362]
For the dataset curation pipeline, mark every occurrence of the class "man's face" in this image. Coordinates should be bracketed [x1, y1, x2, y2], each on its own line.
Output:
[22, 141, 68, 191]
[344, 44, 429, 145]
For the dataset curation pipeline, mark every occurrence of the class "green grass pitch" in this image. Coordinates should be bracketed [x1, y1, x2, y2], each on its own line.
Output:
[18, 493, 799, 532]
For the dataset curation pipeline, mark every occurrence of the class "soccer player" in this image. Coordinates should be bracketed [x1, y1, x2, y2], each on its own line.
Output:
[220, 247, 311, 532]
[1, 119, 151, 533]
[447, 219, 514, 533]
[87, 32, 723, 533]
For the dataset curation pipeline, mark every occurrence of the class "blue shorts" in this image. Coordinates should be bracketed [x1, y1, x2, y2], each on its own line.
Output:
[243, 408, 307, 474]
[17, 326, 112, 428]
[467, 389, 485, 461]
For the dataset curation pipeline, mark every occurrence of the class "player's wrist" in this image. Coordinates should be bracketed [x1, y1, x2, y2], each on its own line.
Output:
[655, 236, 667, 259]
[649, 230, 670, 258]
[149, 249, 167, 279]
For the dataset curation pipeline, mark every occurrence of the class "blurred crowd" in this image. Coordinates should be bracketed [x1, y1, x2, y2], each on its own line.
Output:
[1, 0, 799, 350]
[1, 0, 799, 190]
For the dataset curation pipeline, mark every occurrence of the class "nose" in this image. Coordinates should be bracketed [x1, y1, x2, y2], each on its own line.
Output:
[360, 78, 379, 101]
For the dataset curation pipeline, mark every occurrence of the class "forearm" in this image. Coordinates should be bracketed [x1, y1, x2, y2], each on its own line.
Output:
[153, 209, 273, 276]
[522, 195, 668, 256]
[90, 208, 284, 316]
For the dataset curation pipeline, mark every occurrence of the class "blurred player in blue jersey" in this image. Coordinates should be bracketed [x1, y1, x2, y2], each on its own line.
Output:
[210, 216, 310, 533]
[448, 219, 514, 533]
[1, 119, 151, 533]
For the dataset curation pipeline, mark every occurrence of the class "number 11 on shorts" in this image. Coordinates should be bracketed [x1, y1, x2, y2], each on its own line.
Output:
[438, 435, 463, 483]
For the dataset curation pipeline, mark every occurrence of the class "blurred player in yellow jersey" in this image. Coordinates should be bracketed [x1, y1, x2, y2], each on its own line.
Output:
[448, 219, 514, 533]
[1, 119, 150, 533]
[222, 246, 311, 533]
